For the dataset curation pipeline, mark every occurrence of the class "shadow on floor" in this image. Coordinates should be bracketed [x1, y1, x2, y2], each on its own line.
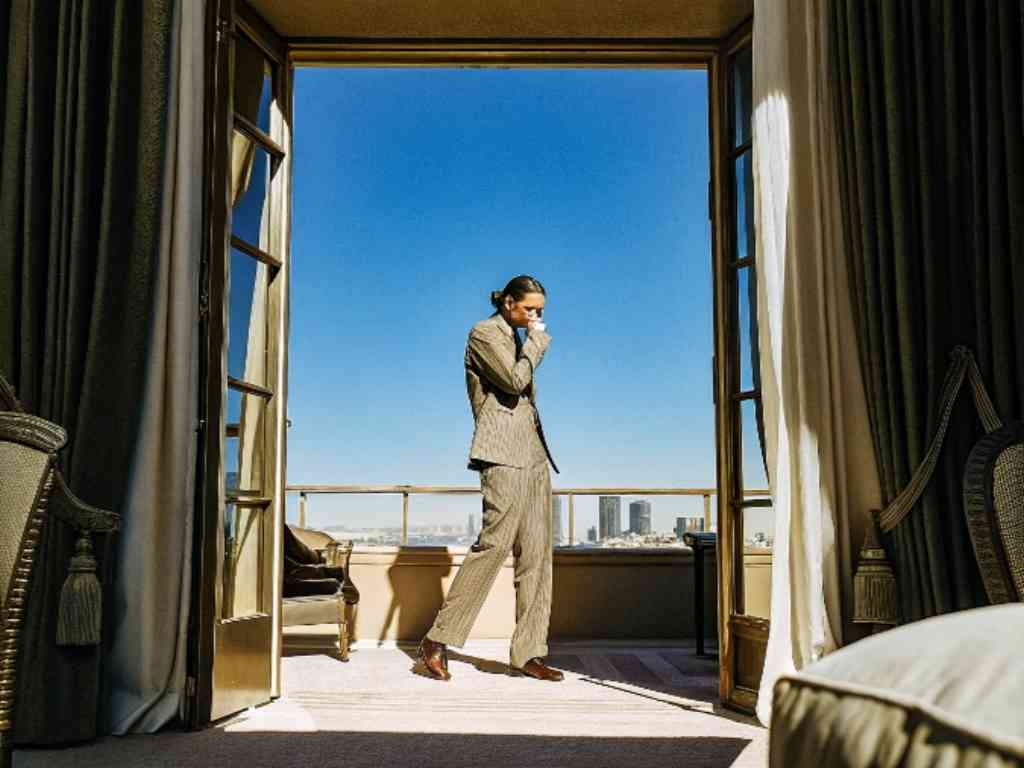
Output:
[16, 731, 752, 768]
[545, 647, 757, 726]
[395, 641, 755, 726]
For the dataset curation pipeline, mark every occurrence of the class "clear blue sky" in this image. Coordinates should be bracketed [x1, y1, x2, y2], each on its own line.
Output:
[284, 67, 763, 535]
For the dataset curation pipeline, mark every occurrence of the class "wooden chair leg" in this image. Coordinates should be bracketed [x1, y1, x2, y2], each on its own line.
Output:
[336, 598, 350, 662]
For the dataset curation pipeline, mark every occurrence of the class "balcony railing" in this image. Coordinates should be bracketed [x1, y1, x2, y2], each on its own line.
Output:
[285, 484, 771, 546]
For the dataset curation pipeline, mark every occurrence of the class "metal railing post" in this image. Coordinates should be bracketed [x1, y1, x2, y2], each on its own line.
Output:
[401, 491, 409, 545]
[567, 493, 575, 545]
[299, 492, 307, 529]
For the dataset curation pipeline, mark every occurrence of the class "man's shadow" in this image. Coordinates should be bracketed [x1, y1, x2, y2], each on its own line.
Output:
[378, 549, 452, 643]
[378, 548, 510, 677]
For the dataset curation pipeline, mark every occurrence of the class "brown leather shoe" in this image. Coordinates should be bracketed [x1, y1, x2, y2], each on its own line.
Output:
[516, 657, 564, 682]
[418, 637, 451, 681]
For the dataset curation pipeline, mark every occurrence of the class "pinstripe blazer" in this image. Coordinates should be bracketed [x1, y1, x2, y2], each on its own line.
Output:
[465, 310, 560, 474]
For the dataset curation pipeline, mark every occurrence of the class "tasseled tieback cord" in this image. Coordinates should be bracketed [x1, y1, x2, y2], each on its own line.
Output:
[48, 472, 120, 647]
[854, 346, 1003, 626]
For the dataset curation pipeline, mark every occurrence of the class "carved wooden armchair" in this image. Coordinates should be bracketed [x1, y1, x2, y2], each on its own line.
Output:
[0, 377, 119, 766]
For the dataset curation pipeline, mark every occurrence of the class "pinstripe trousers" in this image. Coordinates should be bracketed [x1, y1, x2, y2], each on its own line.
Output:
[426, 451, 553, 668]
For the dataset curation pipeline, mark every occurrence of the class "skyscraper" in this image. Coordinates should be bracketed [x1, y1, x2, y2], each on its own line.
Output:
[629, 500, 652, 535]
[467, 513, 477, 538]
[551, 495, 563, 546]
[675, 516, 704, 539]
[587, 526, 598, 543]
[598, 496, 621, 540]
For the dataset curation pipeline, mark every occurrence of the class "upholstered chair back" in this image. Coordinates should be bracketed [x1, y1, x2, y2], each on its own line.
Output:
[963, 421, 1024, 603]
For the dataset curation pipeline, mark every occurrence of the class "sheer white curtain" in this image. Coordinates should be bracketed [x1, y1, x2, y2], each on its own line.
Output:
[751, 0, 881, 725]
[108, 0, 204, 732]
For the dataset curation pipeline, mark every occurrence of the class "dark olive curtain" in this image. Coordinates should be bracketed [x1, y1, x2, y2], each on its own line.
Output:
[0, 0, 174, 744]
[831, 0, 1024, 622]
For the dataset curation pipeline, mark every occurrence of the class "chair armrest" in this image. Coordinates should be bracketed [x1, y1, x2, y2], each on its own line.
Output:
[332, 541, 359, 605]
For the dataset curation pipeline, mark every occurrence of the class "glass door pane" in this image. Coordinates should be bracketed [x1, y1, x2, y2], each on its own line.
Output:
[737, 266, 757, 392]
[227, 247, 271, 385]
[741, 505, 773, 619]
[734, 153, 754, 262]
[225, 391, 268, 495]
[233, 33, 274, 134]
[231, 139, 275, 246]
[732, 47, 752, 147]
[222, 502, 267, 619]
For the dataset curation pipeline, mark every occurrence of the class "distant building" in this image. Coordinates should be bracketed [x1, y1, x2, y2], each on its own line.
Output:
[598, 496, 621, 540]
[629, 500, 652, 535]
[467, 513, 477, 538]
[587, 525, 598, 543]
[674, 516, 705, 539]
[551, 496, 563, 546]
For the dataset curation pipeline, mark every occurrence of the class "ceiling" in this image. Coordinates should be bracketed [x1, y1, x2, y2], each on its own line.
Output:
[245, 0, 753, 41]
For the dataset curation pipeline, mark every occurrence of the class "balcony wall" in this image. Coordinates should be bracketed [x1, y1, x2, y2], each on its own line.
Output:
[346, 547, 772, 642]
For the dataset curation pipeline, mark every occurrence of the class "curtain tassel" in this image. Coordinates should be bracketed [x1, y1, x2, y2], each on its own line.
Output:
[57, 534, 102, 646]
[853, 510, 899, 626]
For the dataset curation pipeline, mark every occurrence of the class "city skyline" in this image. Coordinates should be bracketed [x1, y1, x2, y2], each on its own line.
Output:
[306, 493, 772, 549]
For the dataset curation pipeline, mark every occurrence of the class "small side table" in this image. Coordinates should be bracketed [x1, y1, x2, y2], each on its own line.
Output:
[683, 531, 717, 657]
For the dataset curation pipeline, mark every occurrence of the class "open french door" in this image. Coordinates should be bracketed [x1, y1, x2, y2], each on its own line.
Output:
[713, 21, 771, 714]
[188, 0, 292, 725]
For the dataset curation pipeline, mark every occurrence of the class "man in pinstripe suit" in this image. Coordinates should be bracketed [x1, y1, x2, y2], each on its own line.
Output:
[418, 275, 564, 682]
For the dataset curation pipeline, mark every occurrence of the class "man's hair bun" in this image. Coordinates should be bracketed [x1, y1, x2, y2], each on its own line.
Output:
[491, 275, 545, 310]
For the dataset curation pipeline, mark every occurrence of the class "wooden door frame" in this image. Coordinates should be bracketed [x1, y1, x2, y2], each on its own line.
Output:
[287, 35, 768, 713]
[188, 9, 756, 727]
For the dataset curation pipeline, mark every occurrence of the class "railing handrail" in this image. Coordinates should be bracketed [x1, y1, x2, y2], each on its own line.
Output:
[285, 484, 771, 545]
[286, 484, 770, 496]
